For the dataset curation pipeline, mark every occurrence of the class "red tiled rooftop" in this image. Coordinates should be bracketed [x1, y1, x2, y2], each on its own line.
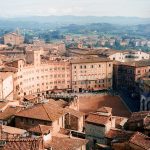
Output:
[105, 128, 134, 140]
[28, 124, 53, 134]
[127, 111, 149, 123]
[1, 137, 43, 150]
[0, 106, 21, 120]
[24, 94, 37, 101]
[85, 113, 110, 126]
[0, 125, 27, 135]
[129, 132, 150, 150]
[97, 107, 112, 114]
[45, 136, 88, 150]
[15, 103, 65, 122]
[64, 108, 85, 118]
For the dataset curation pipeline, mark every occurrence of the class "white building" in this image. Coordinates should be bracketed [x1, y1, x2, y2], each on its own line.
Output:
[85, 107, 115, 149]
[102, 49, 150, 62]
[0, 72, 13, 101]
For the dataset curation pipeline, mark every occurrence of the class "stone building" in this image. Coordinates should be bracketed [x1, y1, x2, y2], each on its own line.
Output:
[125, 111, 150, 136]
[138, 76, 150, 111]
[0, 48, 114, 100]
[3, 32, 24, 46]
[65, 108, 85, 132]
[71, 57, 113, 92]
[99, 49, 149, 62]
[0, 72, 14, 101]
[15, 102, 66, 134]
[85, 107, 116, 149]
[113, 60, 150, 93]
[1, 49, 71, 99]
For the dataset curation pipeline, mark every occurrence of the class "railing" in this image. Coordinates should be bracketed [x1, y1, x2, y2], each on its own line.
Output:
[46, 93, 78, 102]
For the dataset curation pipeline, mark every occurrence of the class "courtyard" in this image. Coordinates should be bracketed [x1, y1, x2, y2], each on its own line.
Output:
[79, 94, 131, 117]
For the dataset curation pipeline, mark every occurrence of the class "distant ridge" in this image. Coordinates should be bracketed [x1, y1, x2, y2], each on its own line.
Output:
[1, 16, 150, 25]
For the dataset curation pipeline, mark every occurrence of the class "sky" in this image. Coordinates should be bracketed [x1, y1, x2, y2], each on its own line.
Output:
[0, 0, 150, 18]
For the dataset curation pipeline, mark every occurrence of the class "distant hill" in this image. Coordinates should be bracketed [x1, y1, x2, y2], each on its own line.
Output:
[57, 23, 150, 38]
[1, 16, 150, 25]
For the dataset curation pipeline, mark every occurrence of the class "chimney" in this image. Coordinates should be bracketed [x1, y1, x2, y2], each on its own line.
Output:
[69, 131, 72, 138]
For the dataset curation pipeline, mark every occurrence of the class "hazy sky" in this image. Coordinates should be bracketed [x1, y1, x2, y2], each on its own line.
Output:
[0, 0, 150, 18]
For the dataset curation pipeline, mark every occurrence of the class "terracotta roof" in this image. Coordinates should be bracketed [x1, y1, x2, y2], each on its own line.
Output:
[127, 111, 149, 123]
[98, 49, 120, 56]
[55, 99, 68, 108]
[97, 107, 112, 113]
[64, 108, 85, 118]
[1, 137, 43, 150]
[115, 116, 127, 125]
[59, 128, 70, 135]
[0, 66, 18, 72]
[105, 128, 134, 140]
[47, 99, 67, 108]
[0, 125, 27, 135]
[0, 106, 21, 120]
[24, 94, 37, 101]
[28, 124, 53, 134]
[144, 116, 150, 130]
[70, 57, 112, 64]
[124, 60, 150, 67]
[85, 113, 110, 126]
[45, 136, 88, 150]
[0, 72, 12, 80]
[15, 103, 66, 122]
[0, 102, 8, 110]
[129, 132, 150, 150]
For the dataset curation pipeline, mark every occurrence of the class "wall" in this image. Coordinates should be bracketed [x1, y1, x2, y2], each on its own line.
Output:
[4, 33, 24, 46]
[52, 116, 65, 134]
[15, 117, 52, 130]
[0, 75, 13, 100]
[71, 61, 113, 92]
[13, 59, 71, 99]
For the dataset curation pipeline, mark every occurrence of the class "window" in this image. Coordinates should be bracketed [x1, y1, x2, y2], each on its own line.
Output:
[80, 65, 82, 69]
[44, 122, 47, 125]
[31, 120, 34, 125]
[91, 65, 94, 68]
[20, 118, 23, 122]
[26, 118, 28, 123]
[74, 66, 76, 69]
[138, 70, 141, 74]
[137, 122, 140, 127]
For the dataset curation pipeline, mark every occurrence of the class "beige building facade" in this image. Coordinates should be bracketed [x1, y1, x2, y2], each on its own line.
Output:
[0, 73, 14, 101]
[3, 49, 71, 99]
[3, 32, 24, 46]
[71, 58, 113, 92]
[0, 49, 114, 100]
